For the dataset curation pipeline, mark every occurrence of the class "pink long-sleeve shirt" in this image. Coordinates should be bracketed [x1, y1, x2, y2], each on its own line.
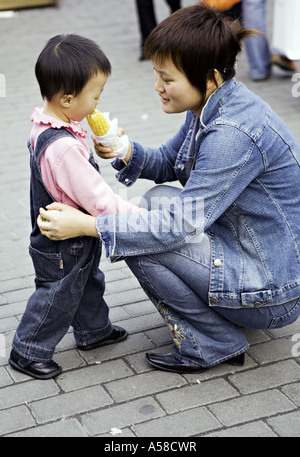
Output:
[30, 107, 139, 216]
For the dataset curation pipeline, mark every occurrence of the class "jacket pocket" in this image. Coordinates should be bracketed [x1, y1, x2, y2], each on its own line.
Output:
[29, 245, 63, 282]
[241, 289, 273, 308]
[268, 298, 300, 329]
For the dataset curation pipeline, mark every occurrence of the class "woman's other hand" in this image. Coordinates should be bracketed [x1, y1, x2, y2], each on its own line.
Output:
[37, 203, 98, 240]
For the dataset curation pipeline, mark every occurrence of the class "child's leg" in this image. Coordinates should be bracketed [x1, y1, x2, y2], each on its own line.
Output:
[12, 255, 97, 362]
[12, 238, 103, 362]
[71, 243, 115, 347]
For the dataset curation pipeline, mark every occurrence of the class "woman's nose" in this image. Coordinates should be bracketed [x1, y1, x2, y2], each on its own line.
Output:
[154, 78, 163, 93]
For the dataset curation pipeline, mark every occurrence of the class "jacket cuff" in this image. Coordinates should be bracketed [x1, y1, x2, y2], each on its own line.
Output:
[96, 213, 115, 258]
[111, 141, 145, 187]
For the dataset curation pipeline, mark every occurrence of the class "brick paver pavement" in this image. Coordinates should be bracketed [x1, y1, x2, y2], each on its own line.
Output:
[0, 0, 299, 438]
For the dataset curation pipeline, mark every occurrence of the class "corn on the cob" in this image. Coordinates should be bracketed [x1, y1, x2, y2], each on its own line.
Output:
[87, 109, 111, 136]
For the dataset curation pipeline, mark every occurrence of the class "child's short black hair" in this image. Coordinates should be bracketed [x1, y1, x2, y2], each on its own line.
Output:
[35, 34, 111, 101]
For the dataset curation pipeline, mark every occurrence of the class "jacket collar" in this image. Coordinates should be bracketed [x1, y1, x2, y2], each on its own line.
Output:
[200, 78, 237, 128]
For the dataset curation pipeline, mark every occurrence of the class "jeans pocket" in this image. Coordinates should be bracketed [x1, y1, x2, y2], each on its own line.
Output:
[70, 256, 94, 295]
[268, 298, 300, 329]
[29, 246, 63, 282]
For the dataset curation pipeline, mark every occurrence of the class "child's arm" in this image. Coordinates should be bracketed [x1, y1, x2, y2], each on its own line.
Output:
[42, 139, 138, 216]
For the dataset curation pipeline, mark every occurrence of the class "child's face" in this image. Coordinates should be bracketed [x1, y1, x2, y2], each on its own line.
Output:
[68, 71, 107, 122]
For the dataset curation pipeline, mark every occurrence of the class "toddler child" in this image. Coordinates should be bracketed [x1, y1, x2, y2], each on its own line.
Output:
[9, 34, 139, 379]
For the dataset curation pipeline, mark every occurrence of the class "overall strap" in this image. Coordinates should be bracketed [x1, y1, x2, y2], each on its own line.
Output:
[29, 127, 76, 171]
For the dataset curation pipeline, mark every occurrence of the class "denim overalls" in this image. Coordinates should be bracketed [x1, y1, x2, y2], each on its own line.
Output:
[12, 128, 113, 362]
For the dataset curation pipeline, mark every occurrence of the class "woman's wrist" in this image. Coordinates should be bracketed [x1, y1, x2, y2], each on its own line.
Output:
[122, 141, 132, 166]
[83, 214, 99, 238]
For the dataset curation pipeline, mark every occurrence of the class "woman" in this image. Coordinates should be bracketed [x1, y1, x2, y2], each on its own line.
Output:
[38, 3, 300, 373]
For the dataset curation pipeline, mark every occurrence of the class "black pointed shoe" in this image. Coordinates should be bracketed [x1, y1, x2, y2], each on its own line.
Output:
[146, 353, 208, 374]
[227, 352, 245, 366]
[146, 352, 245, 373]
[9, 349, 62, 380]
[77, 326, 128, 351]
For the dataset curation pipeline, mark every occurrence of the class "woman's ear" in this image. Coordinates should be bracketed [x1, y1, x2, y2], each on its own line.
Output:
[206, 78, 215, 91]
[207, 69, 223, 90]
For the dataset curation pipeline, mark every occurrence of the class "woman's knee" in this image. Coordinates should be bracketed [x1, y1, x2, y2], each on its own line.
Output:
[140, 185, 181, 209]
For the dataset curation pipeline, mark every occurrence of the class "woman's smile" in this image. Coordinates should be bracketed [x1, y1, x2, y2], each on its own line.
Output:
[160, 95, 170, 103]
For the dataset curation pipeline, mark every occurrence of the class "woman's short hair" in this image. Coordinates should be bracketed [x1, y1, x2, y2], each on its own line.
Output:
[144, 2, 255, 105]
[35, 34, 111, 100]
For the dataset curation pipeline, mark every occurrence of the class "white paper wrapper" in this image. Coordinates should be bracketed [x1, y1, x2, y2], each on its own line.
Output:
[92, 112, 129, 159]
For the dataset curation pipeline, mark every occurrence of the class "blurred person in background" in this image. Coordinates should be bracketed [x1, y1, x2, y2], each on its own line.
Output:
[136, 0, 181, 60]
[242, 0, 297, 81]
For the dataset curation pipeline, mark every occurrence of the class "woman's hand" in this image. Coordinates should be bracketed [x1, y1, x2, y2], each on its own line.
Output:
[93, 138, 117, 160]
[37, 203, 98, 240]
[93, 127, 132, 164]
[93, 127, 124, 160]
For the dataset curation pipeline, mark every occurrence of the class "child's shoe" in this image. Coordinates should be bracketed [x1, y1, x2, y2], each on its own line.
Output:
[9, 349, 62, 380]
[77, 325, 128, 351]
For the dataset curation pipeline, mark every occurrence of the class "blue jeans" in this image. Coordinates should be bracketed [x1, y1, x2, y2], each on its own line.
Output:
[242, 0, 271, 80]
[13, 237, 113, 362]
[126, 185, 300, 367]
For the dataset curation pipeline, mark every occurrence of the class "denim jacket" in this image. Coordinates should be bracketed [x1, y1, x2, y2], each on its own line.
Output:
[97, 78, 300, 309]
